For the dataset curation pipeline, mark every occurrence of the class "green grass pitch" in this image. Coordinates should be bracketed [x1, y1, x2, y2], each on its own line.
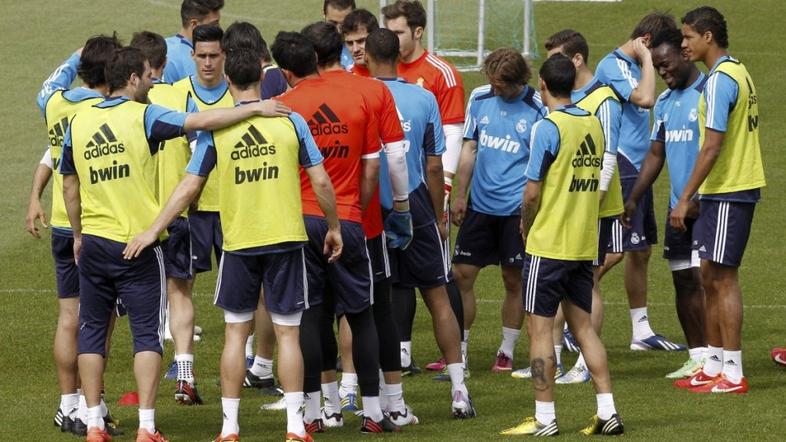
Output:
[1, 0, 785, 440]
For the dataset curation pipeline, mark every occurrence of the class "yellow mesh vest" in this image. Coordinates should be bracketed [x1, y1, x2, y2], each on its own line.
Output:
[148, 82, 190, 217]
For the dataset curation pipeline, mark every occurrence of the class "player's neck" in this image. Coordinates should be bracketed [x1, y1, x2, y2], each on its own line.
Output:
[574, 67, 594, 90]
[703, 47, 728, 71]
[85, 84, 109, 96]
[545, 96, 571, 112]
[290, 73, 320, 87]
[230, 86, 261, 104]
[618, 40, 637, 62]
[403, 44, 425, 64]
[370, 63, 397, 79]
[197, 75, 224, 89]
[180, 27, 192, 41]
[683, 66, 701, 89]
[109, 86, 134, 101]
[319, 63, 344, 73]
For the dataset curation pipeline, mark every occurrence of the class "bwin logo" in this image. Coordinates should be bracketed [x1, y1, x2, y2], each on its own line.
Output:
[665, 129, 694, 143]
[479, 129, 520, 153]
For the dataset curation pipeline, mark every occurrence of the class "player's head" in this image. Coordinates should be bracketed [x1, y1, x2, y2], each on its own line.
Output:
[105, 46, 153, 103]
[651, 27, 695, 90]
[630, 12, 676, 47]
[180, 0, 224, 31]
[365, 28, 400, 73]
[544, 29, 589, 71]
[323, 0, 356, 30]
[681, 6, 728, 62]
[538, 54, 575, 101]
[129, 31, 167, 77]
[302, 21, 343, 68]
[272, 31, 319, 84]
[78, 34, 123, 88]
[382, 0, 427, 60]
[225, 48, 262, 92]
[342, 9, 379, 66]
[483, 48, 531, 100]
[223, 21, 272, 63]
[192, 24, 225, 84]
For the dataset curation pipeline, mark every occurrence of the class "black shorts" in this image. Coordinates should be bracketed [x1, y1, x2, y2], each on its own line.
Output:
[162, 217, 193, 280]
[189, 211, 222, 273]
[595, 217, 615, 266]
[51, 231, 79, 298]
[522, 254, 593, 317]
[390, 222, 450, 289]
[608, 177, 658, 252]
[663, 208, 697, 261]
[694, 200, 756, 267]
[452, 208, 525, 268]
[367, 233, 391, 283]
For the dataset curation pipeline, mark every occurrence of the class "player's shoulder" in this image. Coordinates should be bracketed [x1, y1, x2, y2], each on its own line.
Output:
[468, 84, 494, 103]
[172, 76, 193, 91]
[655, 88, 673, 107]
[423, 52, 461, 88]
[521, 85, 546, 113]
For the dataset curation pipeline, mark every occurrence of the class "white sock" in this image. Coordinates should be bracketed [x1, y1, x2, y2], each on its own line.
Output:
[378, 370, 389, 412]
[554, 345, 563, 366]
[704, 345, 723, 376]
[499, 326, 520, 358]
[447, 363, 468, 395]
[362, 396, 384, 422]
[249, 356, 273, 378]
[535, 400, 556, 425]
[221, 397, 240, 437]
[139, 408, 155, 432]
[321, 382, 341, 415]
[245, 335, 254, 359]
[304, 391, 321, 423]
[284, 392, 306, 436]
[340, 372, 358, 395]
[60, 392, 79, 414]
[688, 346, 706, 362]
[596, 393, 616, 420]
[575, 352, 587, 370]
[87, 405, 104, 430]
[383, 382, 405, 414]
[78, 393, 88, 422]
[722, 350, 743, 383]
[99, 397, 108, 418]
[463, 329, 470, 343]
[400, 341, 412, 367]
[175, 353, 195, 383]
[630, 307, 655, 340]
[460, 341, 468, 361]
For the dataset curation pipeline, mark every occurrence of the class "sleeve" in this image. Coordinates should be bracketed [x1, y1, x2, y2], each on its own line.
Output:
[163, 56, 181, 84]
[436, 68, 466, 124]
[37, 52, 80, 114]
[596, 57, 636, 103]
[289, 113, 324, 168]
[186, 130, 217, 176]
[704, 72, 738, 133]
[378, 87, 405, 144]
[650, 100, 666, 143]
[362, 99, 382, 159]
[599, 97, 622, 155]
[59, 124, 77, 175]
[184, 95, 199, 144]
[426, 95, 446, 156]
[525, 119, 560, 182]
[40, 147, 54, 169]
[462, 93, 477, 140]
[144, 104, 188, 143]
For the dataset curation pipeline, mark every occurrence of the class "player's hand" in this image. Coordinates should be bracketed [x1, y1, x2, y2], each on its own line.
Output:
[670, 198, 690, 232]
[76, 47, 84, 56]
[254, 99, 291, 117]
[122, 230, 158, 260]
[621, 199, 637, 229]
[25, 199, 48, 239]
[686, 199, 700, 219]
[519, 219, 527, 244]
[323, 227, 343, 263]
[451, 197, 467, 227]
[73, 234, 82, 266]
[385, 209, 413, 250]
[632, 37, 651, 61]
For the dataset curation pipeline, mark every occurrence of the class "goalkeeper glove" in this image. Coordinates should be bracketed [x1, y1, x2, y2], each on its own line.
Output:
[385, 207, 413, 250]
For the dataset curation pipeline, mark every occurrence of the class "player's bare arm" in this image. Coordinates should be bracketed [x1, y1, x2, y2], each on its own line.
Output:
[671, 128, 724, 231]
[450, 139, 478, 226]
[182, 100, 291, 132]
[359, 158, 381, 212]
[305, 163, 343, 263]
[521, 180, 542, 241]
[61, 174, 82, 264]
[26, 162, 52, 238]
[623, 140, 666, 227]
[628, 37, 656, 108]
[426, 155, 446, 239]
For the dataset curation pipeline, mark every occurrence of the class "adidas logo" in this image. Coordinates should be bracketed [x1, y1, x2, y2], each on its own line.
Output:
[479, 115, 490, 125]
[48, 116, 69, 147]
[699, 246, 707, 252]
[572, 134, 601, 168]
[308, 103, 348, 136]
[709, 355, 721, 362]
[725, 359, 737, 366]
[637, 315, 648, 323]
[83, 123, 125, 160]
[231, 124, 276, 160]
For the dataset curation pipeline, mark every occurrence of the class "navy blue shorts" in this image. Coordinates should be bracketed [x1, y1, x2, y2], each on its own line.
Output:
[694, 200, 755, 267]
[77, 234, 166, 356]
[522, 254, 593, 317]
[214, 247, 307, 315]
[189, 211, 223, 273]
[452, 208, 525, 268]
[51, 232, 79, 298]
[162, 217, 193, 280]
[367, 233, 391, 283]
[304, 216, 373, 315]
[664, 208, 697, 261]
[608, 178, 658, 252]
[594, 217, 615, 266]
[390, 222, 450, 289]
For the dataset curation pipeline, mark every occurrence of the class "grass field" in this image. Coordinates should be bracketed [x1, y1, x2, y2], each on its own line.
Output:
[2, 0, 786, 440]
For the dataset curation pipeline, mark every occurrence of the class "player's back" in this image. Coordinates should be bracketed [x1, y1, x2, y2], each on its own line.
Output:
[164, 34, 196, 83]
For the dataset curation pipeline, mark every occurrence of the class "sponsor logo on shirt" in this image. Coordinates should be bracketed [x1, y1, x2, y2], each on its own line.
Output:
[665, 128, 694, 143]
[569, 134, 600, 193]
[479, 115, 490, 125]
[308, 104, 349, 136]
[479, 129, 521, 153]
[49, 117, 69, 148]
[231, 125, 276, 160]
[82, 124, 131, 184]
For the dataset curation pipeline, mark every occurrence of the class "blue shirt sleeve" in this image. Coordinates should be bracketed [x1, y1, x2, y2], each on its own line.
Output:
[650, 99, 665, 142]
[289, 112, 324, 168]
[598, 98, 622, 155]
[144, 104, 188, 143]
[37, 52, 80, 115]
[704, 71, 738, 133]
[525, 119, 560, 181]
[186, 131, 217, 176]
[427, 95, 446, 155]
[59, 123, 76, 175]
[463, 94, 478, 140]
[596, 57, 636, 103]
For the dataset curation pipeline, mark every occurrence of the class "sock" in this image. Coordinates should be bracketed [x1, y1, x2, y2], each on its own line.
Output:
[175, 353, 195, 383]
[554, 345, 563, 366]
[87, 405, 104, 430]
[340, 372, 358, 395]
[535, 400, 556, 425]
[630, 307, 655, 340]
[221, 397, 240, 437]
[596, 393, 616, 420]
[463, 329, 470, 343]
[284, 392, 306, 436]
[78, 392, 88, 422]
[575, 352, 587, 370]
[99, 396, 108, 418]
[321, 382, 341, 415]
[304, 392, 321, 423]
[688, 346, 706, 362]
[499, 327, 520, 358]
[362, 396, 384, 422]
[703, 345, 723, 376]
[378, 370, 389, 412]
[245, 335, 254, 359]
[722, 350, 743, 383]
[400, 341, 412, 367]
[447, 363, 468, 396]
[249, 356, 273, 378]
[460, 341, 468, 362]
[383, 382, 405, 414]
[138, 408, 155, 432]
[60, 392, 79, 414]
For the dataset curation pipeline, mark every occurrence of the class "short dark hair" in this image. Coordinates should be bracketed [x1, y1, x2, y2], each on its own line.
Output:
[682, 6, 729, 48]
[105, 47, 146, 93]
[342, 9, 379, 35]
[225, 48, 261, 90]
[650, 26, 683, 52]
[630, 12, 676, 40]
[539, 54, 575, 98]
[193, 24, 224, 46]
[382, 0, 427, 31]
[78, 34, 123, 88]
[484, 48, 531, 86]
[301, 21, 343, 67]
[180, 0, 224, 27]
[365, 28, 400, 65]
[271, 32, 318, 78]
[129, 31, 167, 70]
[544, 29, 589, 64]
[323, 0, 355, 14]
[222, 21, 271, 62]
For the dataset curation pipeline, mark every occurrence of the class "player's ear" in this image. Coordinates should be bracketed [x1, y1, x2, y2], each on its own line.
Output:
[573, 53, 584, 69]
[413, 26, 424, 41]
[702, 29, 714, 45]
